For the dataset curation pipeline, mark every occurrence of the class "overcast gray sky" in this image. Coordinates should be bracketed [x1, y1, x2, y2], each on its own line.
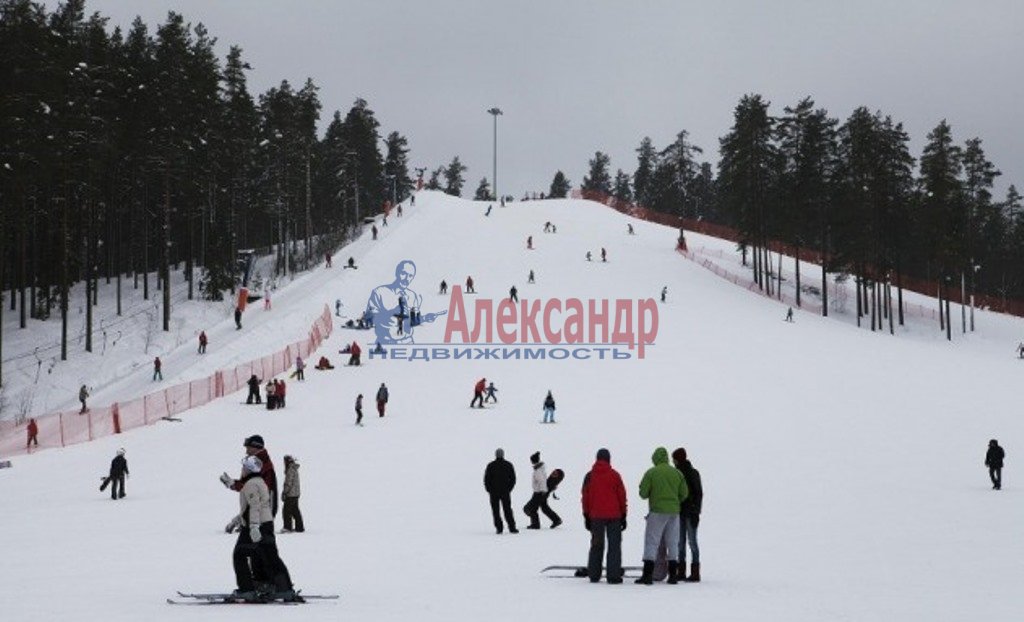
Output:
[57, 0, 1023, 199]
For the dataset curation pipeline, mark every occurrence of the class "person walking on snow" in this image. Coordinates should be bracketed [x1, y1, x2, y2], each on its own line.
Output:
[601, 247, 607, 262]
[281, 455, 304, 533]
[542, 391, 556, 423]
[466, 276, 475, 294]
[294, 356, 305, 381]
[527, 235, 533, 250]
[672, 447, 703, 582]
[510, 285, 518, 303]
[785, 307, 794, 322]
[628, 223, 635, 235]
[528, 270, 535, 284]
[107, 448, 129, 500]
[485, 382, 499, 404]
[335, 299, 342, 316]
[199, 331, 208, 354]
[582, 448, 627, 583]
[246, 375, 262, 404]
[440, 280, 448, 294]
[661, 287, 667, 303]
[355, 394, 364, 426]
[277, 380, 287, 408]
[471, 378, 487, 408]
[484, 448, 518, 534]
[79, 385, 89, 414]
[635, 447, 688, 585]
[524, 452, 562, 529]
[986, 439, 1005, 490]
[376, 383, 389, 417]
[372, 224, 378, 240]
[153, 357, 162, 381]
[26, 418, 39, 448]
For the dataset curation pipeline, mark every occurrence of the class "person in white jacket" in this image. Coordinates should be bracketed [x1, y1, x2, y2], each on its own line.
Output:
[228, 455, 297, 601]
[523, 451, 562, 529]
[281, 456, 304, 533]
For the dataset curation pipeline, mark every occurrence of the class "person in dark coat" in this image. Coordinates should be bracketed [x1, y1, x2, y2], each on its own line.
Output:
[355, 394, 364, 426]
[376, 383, 389, 417]
[483, 448, 518, 534]
[986, 439, 1005, 490]
[440, 280, 448, 294]
[153, 356, 163, 381]
[246, 375, 262, 405]
[672, 447, 703, 582]
[510, 286, 519, 303]
[198, 331, 208, 354]
[222, 435, 280, 518]
[109, 448, 129, 500]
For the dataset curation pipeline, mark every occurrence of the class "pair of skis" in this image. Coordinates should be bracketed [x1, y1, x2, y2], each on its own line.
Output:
[167, 591, 338, 605]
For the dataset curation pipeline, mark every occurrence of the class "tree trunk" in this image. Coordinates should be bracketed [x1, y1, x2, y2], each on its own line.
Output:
[795, 244, 802, 308]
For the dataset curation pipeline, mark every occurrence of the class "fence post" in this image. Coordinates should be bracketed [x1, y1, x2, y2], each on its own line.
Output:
[112, 403, 121, 434]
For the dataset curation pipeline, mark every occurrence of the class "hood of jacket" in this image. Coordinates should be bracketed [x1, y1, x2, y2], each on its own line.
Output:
[651, 447, 669, 466]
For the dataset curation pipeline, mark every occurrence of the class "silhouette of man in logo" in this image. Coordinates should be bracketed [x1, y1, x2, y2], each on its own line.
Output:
[365, 260, 445, 344]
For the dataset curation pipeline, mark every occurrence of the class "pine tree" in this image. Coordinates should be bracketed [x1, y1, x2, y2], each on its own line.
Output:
[582, 151, 612, 194]
[426, 166, 443, 190]
[612, 169, 632, 202]
[474, 177, 492, 200]
[383, 131, 413, 202]
[549, 171, 571, 198]
[444, 156, 467, 196]
[633, 137, 657, 207]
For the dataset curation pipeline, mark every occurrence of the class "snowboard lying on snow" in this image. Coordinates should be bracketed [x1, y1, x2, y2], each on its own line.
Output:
[168, 591, 338, 605]
[540, 565, 642, 578]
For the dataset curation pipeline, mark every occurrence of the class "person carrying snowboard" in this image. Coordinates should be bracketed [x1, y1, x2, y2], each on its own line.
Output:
[107, 448, 129, 500]
[524, 452, 562, 529]
[376, 383, 389, 417]
[471, 378, 487, 408]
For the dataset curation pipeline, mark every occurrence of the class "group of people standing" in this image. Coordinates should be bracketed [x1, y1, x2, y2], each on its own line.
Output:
[244, 374, 288, 410]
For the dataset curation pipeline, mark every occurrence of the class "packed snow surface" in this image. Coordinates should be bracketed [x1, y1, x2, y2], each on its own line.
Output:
[1, 191, 1021, 621]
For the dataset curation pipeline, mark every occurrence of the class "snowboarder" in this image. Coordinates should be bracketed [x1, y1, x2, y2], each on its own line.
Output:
[372, 341, 384, 355]
[347, 256, 357, 269]
[785, 307, 794, 322]
[315, 356, 334, 370]
[672, 447, 703, 582]
[528, 270, 535, 284]
[281, 455, 304, 533]
[153, 357, 162, 381]
[601, 247, 607, 262]
[524, 452, 562, 529]
[325, 253, 332, 268]
[510, 285, 518, 303]
[246, 375, 262, 405]
[485, 204, 492, 216]
[527, 235, 533, 250]
[582, 448, 627, 583]
[348, 341, 362, 366]
[235, 307, 243, 329]
[198, 331, 208, 354]
[265, 381, 277, 410]
[586, 251, 592, 262]
[466, 276, 475, 294]
[471, 378, 486, 408]
[227, 454, 296, 602]
[440, 280, 448, 294]
[628, 224, 634, 235]
[544, 221, 551, 233]
[355, 394, 364, 426]
[635, 447, 688, 585]
[372, 224, 378, 240]
[79, 385, 89, 414]
[277, 380, 287, 408]
[107, 448, 129, 500]
[335, 299, 342, 316]
[484, 448, 518, 534]
[484, 382, 498, 404]
[26, 418, 38, 448]
[986, 439, 1005, 490]
[376, 383, 389, 417]
[293, 356, 305, 381]
[542, 391, 556, 423]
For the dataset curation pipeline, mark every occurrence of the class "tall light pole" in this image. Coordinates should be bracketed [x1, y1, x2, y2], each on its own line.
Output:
[487, 107, 502, 202]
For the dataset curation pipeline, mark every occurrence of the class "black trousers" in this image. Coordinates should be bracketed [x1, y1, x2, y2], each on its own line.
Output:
[110, 473, 125, 499]
[470, 392, 484, 408]
[989, 466, 1002, 489]
[246, 387, 261, 404]
[282, 497, 304, 532]
[524, 492, 560, 527]
[588, 519, 623, 581]
[489, 493, 516, 532]
[233, 522, 293, 592]
[355, 406, 363, 425]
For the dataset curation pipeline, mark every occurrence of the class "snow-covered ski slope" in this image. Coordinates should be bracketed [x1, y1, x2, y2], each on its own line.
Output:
[1, 191, 1021, 622]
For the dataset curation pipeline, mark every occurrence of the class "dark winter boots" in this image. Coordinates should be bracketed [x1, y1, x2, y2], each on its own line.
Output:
[684, 562, 701, 582]
[667, 561, 679, 584]
[634, 560, 654, 585]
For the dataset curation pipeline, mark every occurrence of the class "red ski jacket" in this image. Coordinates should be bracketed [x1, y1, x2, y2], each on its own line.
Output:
[475, 379, 486, 393]
[581, 459, 627, 520]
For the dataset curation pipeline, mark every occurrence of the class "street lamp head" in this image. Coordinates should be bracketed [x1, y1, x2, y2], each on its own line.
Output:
[487, 107, 503, 116]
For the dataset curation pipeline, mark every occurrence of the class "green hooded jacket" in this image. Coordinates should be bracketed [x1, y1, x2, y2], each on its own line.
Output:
[639, 447, 688, 513]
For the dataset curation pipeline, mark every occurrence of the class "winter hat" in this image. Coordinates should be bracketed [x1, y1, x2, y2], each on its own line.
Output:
[242, 455, 263, 474]
[530, 452, 540, 465]
[672, 447, 687, 464]
[244, 435, 265, 449]
[596, 448, 610, 462]
[117, 448, 126, 456]
[495, 448, 505, 459]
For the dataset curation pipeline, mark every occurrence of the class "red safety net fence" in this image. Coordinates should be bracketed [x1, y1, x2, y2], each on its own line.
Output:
[573, 189, 1024, 318]
[1, 305, 333, 458]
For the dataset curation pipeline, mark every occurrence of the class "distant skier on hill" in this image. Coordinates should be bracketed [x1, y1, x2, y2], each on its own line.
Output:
[26, 418, 38, 448]
[628, 224, 634, 235]
[528, 270, 535, 284]
[440, 280, 448, 294]
[198, 331, 208, 354]
[293, 356, 305, 381]
[246, 375, 262, 405]
[485, 205, 492, 216]
[785, 307, 794, 322]
[542, 391, 556, 423]
[601, 247, 607, 262]
[986, 439, 1005, 490]
[1017, 342, 1024, 359]
[510, 285, 519, 303]
[372, 224, 378, 240]
[466, 276, 475, 293]
[661, 286, 667, 303]
[527, 236, 533, 250]
[485, 381, 499, 404]
[355, 394, 364, 426]
[79, 385, 89, 414]
[586, 251, 592, 262]
[376, 383, 389, 417]
[348, 341, 362, 366]
[153, 357, 163, 381]
[471, 378, 486, 408]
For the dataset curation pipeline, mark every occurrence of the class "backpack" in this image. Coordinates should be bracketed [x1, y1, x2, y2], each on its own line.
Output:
[546, 468, 564, 493]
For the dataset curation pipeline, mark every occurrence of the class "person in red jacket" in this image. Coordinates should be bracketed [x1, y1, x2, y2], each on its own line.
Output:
[581, 448, 628, 583]
[348, 341, 362, 366]
[26, 418, 39, 448]
[470, 378, 486, 408]
[276, 380, 286, 409]
[198, 331, 208, 354]
[222, 435, 279, 517]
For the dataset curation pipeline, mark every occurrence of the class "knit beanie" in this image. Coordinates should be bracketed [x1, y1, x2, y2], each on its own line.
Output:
[596, 448, 610, 462]
[530, 452, 540, 465]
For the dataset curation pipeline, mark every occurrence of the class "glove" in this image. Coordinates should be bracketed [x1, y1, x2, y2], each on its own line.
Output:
[219, 472, 233, 488]
[620, 517, 627, 532]
[249, 525, 262, 543]
[584, 516, 592, 531]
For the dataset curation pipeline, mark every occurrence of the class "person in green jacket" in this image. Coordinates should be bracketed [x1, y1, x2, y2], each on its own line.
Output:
[635, 447, 688, 585]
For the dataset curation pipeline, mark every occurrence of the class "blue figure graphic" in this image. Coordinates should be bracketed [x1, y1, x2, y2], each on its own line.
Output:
[365, 260, 445, 344]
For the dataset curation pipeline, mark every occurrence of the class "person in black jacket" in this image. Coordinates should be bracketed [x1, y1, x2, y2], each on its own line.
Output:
[109, 448, 129, 500]
[672, 447, 703, 582]
[483, 448, 518, 534]
[246, 375, 262, 405]
[986, 439, 1005, 490]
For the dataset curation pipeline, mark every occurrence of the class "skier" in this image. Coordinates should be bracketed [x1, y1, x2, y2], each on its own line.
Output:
[542, 391, 556, 423]
[335, 299, 342, 316]
[628, 224, 634, 235]
[635, 447, 688, 585]
[485, 205, 492, 216]
[601, 247, 607, 262]
[372, 224, 378, 240]
[586, 251, 592, 262]
[582, 448, 627, 583]
[471, 378, 486, 408]
[79, 385, 89, 414]
[524, 452, 562, 529]
[484, 381, 499, 404]
[528, 270, 535, 284]
[228, 454, 296, 602]
[246, 375, 262, 405]
[26, 418, 39, 449]
[410, 194, 416, 206]
[527, 235, 533, 250]
[785, 307, 794, 322]
[277, 380, 287, 409]
[440, 280, 448, 294]
[281, 455, 304, 533]
[986, 439, 1005, 490]
[107, 448, 129, 500]
[510, 285, 519, 303]
[466, 276, 475, 294]
[483, 448, 518, 534]
[355, 394, 364, 426]
[376, 382, 389, 417]
[672, 447, 703, 582]
[153, 357, 163, 381]
[294, 356, 305, 381]
[348, 341, 362, 366]
[325, 253, 332, 268]
[265, 381, 277, 410]
[198, 331, 208, 354]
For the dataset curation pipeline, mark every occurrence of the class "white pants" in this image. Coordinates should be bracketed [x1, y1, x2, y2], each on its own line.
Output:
[643, 513, 680, 561]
